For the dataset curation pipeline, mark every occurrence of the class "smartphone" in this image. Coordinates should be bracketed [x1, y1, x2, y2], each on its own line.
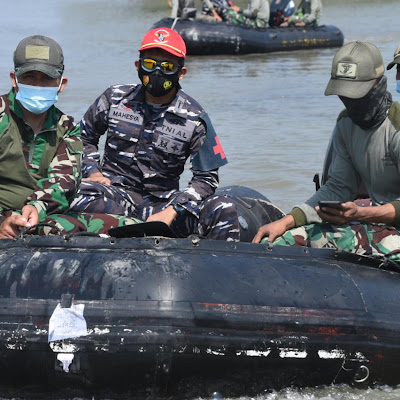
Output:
[318, 200, 344, 210]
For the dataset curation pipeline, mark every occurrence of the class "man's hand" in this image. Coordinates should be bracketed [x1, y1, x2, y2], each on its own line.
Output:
[0, 205, 38, 239]
[146, 206, 178, 226]
[316, 201, 397, 226]
[212, 9, 223, 21]
[252, 215, 295, 244]
[21, 205, 39, 227]
[316, 202, 358, 225]
[83, 172, 111, 185]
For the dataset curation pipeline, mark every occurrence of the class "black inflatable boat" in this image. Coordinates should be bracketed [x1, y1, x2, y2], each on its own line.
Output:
[0, 187, 399, 398]
[152, 17, 344, 55]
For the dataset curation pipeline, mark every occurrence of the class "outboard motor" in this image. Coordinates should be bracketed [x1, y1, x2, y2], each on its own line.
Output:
[269, 0, 296, 27]
[181, 7, 197, 19]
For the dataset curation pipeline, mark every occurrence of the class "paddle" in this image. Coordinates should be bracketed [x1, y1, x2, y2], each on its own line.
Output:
[109, 221, 177, 239]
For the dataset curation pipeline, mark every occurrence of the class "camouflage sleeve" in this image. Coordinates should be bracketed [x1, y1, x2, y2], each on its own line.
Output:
[25, 122, 83, 221]
[80, 87, 113, 178]
[172, 120, 219, 218]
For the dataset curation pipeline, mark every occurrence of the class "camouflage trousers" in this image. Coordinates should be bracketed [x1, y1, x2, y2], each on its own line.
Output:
[69, 181, 240, 241]
[3, 210, 141, 236]
[261, 223, 400, 262]
[225, 9, 268, 29]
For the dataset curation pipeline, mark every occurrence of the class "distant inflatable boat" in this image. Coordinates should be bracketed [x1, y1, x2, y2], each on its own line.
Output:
[1, 187, 400, 398]
[152, 17, 344, 55]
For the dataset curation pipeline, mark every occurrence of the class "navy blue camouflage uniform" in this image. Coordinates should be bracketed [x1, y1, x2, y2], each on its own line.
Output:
[70, 84, 239, 241]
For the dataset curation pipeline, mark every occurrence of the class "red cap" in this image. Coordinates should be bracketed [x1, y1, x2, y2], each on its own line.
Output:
[139, 28, 186, 59]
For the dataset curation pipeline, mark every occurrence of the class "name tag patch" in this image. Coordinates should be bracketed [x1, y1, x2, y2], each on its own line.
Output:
[109, 105, 143, 124]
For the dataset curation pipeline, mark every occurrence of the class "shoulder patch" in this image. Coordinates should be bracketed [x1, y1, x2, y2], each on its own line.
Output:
[388, 102, 400, 131]
[192, 112, 228, 171]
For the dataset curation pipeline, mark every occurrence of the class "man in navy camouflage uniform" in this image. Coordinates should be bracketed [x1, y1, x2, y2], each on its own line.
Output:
[0, 35, 140, 239]
[70, 27, 239, 241]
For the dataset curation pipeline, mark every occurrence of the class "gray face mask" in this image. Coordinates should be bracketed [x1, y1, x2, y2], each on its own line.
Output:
[339, 76, 392, 130]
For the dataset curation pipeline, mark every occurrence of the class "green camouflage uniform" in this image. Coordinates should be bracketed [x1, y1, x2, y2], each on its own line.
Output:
[288, 0, 322, 26]
[261, 223, 400, 262]
[3, 210, 141, 236]
[0, 89, 139, 236]
[225, 6, 268, 29]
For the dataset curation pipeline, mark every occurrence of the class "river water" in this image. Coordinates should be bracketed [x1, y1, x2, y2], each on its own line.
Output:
[2, 0, 400, 399]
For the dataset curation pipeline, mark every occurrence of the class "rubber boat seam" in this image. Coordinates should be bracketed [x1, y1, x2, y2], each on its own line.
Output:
[334, 263, 368, 313]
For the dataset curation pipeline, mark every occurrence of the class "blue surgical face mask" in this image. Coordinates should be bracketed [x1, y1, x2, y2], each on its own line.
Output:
[396, 80, 400, 94]
[15, 78, 62, 114]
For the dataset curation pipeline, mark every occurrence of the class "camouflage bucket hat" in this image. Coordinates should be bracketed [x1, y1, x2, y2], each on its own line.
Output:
[14, 35, 64, 79]
[324, 41, 385, 99]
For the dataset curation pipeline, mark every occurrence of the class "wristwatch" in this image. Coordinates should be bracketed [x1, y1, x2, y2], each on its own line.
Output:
[172, 203, 186, 216]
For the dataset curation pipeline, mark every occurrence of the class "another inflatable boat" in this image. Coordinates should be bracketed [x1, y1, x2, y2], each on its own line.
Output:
[152, 17, 344, 55]
[0, 187, 399, 398]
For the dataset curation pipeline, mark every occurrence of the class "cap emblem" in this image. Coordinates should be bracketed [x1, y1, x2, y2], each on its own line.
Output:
[25, 45, 50, 61]
[154, 29, 170, 43]
[336, 62, 357, 78]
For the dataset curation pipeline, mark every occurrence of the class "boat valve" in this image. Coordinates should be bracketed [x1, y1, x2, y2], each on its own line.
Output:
[354, 365, 369, 383]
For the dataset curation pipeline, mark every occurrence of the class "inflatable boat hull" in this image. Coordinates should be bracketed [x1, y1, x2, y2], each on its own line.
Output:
[152, 18, 344, 55]
[0, 232, 400, 397]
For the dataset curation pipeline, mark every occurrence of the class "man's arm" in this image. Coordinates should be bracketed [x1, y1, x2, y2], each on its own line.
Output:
[148, 118, 223, 225]
[171, 119, 221, 216]
[301, 0, 321, 24]
[202, 0, 223, 20]
[26, 121, 83, 220]
[242, 0, 259, 18]
[170, 0, 179, 17]
[253, 214, 295, 243]
[80, 88, 113, 178]
[252, 121, 360, 243]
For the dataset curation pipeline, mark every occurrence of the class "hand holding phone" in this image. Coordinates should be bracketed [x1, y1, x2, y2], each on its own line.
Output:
[318, 200, 344, 210]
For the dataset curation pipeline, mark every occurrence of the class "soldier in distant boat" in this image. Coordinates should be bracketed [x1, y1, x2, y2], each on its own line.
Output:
[201, 0, 240, 21]
[281, 0, 322, 26]
[169, 0, 223, 21]
[224, 0, 270, 29]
